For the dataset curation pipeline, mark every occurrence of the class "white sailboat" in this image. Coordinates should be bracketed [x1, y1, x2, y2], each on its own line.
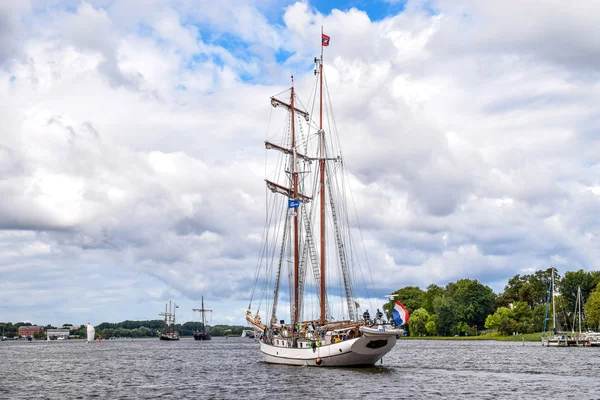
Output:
[245, 31, 402, 367]
[573, 286, 597, 347]
[542, 267, 565, 346]
[541, 267, 588, 347]
[86, 322, 95, 343]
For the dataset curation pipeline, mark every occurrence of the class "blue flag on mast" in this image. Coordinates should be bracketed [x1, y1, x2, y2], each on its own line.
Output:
[288, 199, 300, 208]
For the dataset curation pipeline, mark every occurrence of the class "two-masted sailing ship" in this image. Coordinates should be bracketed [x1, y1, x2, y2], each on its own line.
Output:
[245, 31, 402, 366]
[193, 296, 212, 341]
[159, 300, 180, 341]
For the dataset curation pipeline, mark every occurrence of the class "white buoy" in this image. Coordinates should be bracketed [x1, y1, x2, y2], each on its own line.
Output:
[86, 322, 95, 342]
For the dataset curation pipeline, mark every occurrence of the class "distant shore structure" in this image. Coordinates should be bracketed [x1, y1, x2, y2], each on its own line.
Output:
[18, 326, 44, 338]
[46, 329, 70, 341]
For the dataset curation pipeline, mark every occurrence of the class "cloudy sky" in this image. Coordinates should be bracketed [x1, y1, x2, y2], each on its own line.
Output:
[2, 0, 600, 327]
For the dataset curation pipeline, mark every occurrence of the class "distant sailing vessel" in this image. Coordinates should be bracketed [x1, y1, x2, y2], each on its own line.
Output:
[159, 300, 180, 341]
[245, 31, 403, 367]
[542, 267, 588, 347]
[86, 322, 95, 342]
[193, 296, 212, 341]
[241, 329, 255, 339]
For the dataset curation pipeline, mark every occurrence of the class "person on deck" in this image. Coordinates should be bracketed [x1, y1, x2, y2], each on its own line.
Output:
[363, 310, 370, 324]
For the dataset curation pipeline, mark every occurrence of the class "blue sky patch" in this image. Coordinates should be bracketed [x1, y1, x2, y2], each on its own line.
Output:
[311, 0, 408, 21]
[137, 23, 154, 38]
[211, 33, 251, 59]
[275, 48, 295, 64]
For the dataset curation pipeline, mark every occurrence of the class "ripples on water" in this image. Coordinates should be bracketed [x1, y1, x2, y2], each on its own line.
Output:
[1, 338, 598, 399]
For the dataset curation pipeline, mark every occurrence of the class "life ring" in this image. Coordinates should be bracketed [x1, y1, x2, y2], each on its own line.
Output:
[316, 357, 323, 365]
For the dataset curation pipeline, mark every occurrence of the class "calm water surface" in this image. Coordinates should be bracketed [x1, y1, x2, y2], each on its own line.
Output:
[1, 337, 598, 399]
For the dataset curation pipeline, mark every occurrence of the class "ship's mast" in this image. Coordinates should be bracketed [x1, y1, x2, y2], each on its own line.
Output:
[318, 26, 326, 324]
[202, 296, 206, 333]
[292, 76, 300, 326]
[193, 296, 213, 333]
[552, 267, 556, 332]
[576, 287, 582, 336]
[173, 301, 177, 326]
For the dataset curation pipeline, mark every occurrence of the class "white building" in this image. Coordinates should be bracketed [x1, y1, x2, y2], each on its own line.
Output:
[46, 329, 70, 340]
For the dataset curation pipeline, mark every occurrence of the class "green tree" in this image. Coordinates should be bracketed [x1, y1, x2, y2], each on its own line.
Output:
[408, 308, 430, 337]
[97, 322, 117, 330]
[0, 322, 18, 338]
[584, 283, 600, 329]
[423, 284, 444, 314]
[485, 307, 514, 335]
[425, 315, 438, 336]
[560, 269, 597, 313]
[181, 321, 200, 336]
[456, 321, 470, 336]
[499, 268, 555, 309]
[33, 331, 46, 340]
[101, 328, 115, 338]
[71, 326, 86, 338]
[511, 301, 534, 333]
[499, 274, 526, 307]
[531, 268, 556, 307]
[517, 285, 535, 307]
[448, 279, 496, 330]
[592, 271, 600, 291]
[433, 295, 456, 336]
[532, 304, 546, 332]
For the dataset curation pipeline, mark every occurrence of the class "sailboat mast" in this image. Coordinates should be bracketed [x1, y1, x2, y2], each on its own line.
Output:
[291, 77, 300, 326]
[551, 267, 556, 332]
[577, 287, 582, 336]
[318, 26, 326, 324]
[202, 296, 206, 333]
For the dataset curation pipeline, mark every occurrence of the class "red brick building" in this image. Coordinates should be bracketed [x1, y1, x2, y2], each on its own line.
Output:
[18, 326, 44, 337]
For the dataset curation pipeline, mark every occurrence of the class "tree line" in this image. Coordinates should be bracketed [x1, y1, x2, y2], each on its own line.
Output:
[383, 268, 600, 337]
[5, 267, 600, 339]
[0, 320, 248, 339]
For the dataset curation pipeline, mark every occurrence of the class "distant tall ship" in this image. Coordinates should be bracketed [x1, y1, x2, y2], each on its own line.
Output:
[193, 296, 212, 341]
[159, 300, 180, 341]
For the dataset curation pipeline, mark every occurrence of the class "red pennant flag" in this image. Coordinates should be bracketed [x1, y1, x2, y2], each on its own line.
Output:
[322, 33, 330, 47]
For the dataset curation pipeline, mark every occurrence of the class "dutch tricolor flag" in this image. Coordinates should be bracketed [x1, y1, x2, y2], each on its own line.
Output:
[392, 301, 410, 326]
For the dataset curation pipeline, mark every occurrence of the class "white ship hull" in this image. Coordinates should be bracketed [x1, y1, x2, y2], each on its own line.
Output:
[259, 327, 399, 367]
